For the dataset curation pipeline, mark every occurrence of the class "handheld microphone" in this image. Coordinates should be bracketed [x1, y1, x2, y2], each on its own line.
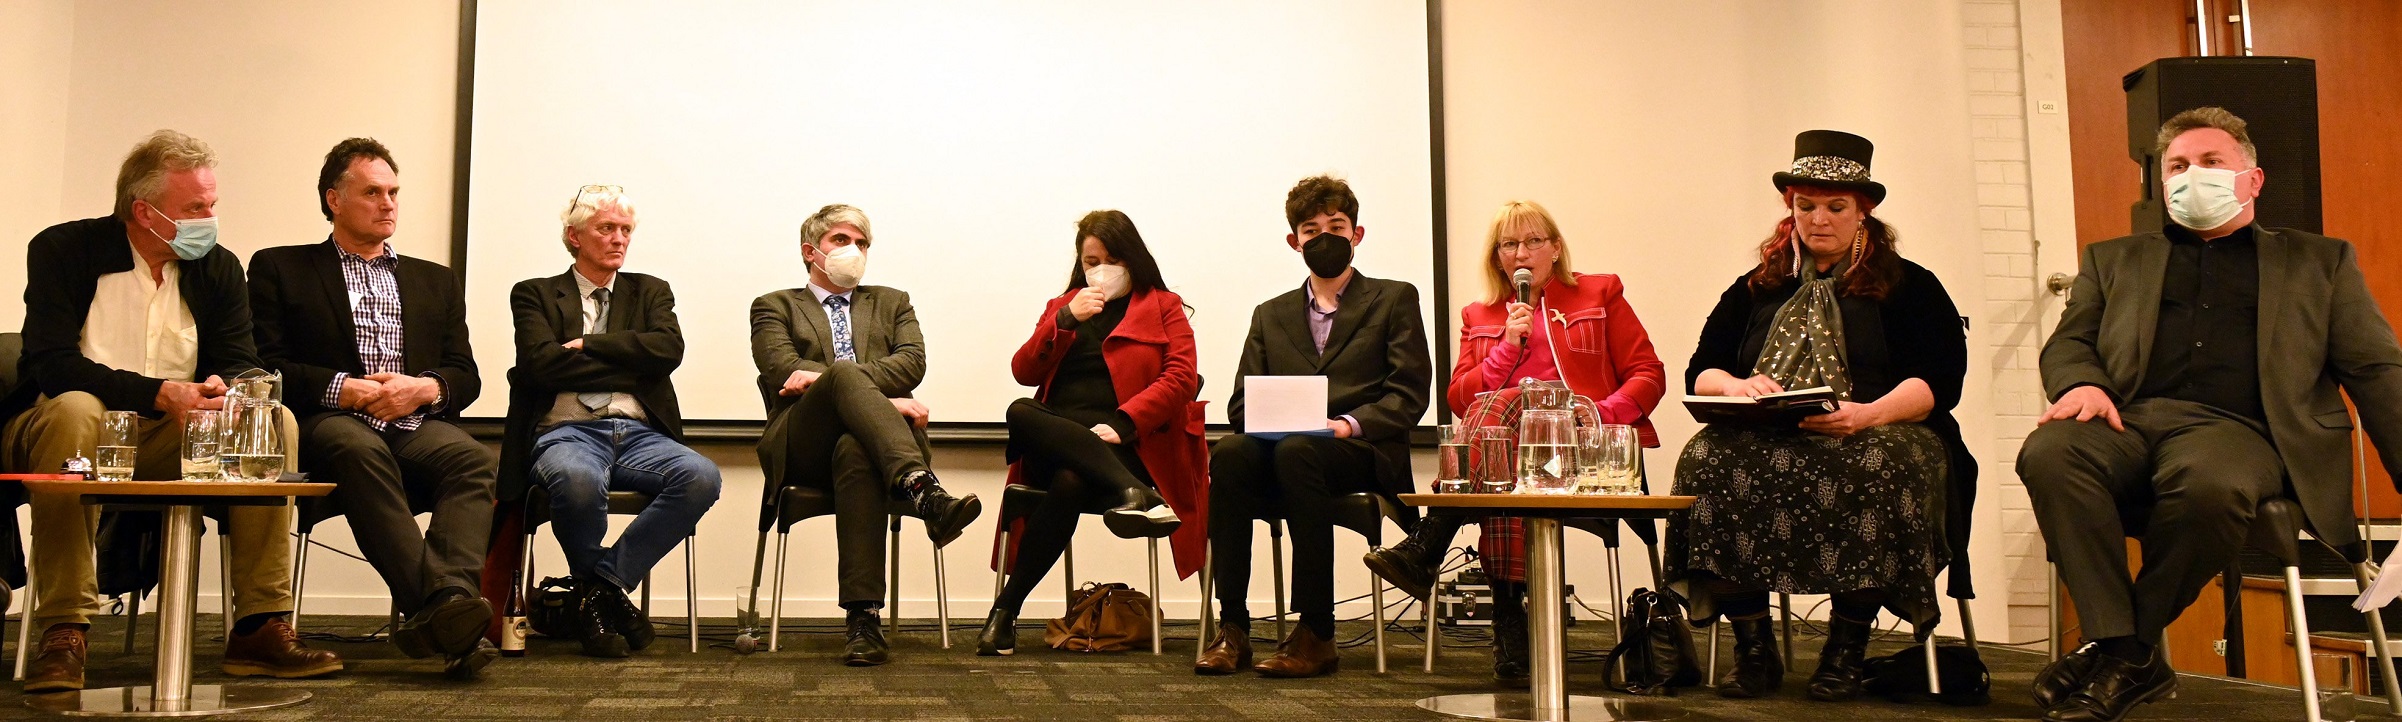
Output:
[1511, 268, 1535, 347]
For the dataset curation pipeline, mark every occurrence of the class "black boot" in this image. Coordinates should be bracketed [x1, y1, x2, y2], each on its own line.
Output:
[586, 580, 656, 652]
[977, 607, 1018, 656]
[907, 473, 983, 548]
[1363, 515, 1464, 601]
[1102, 486, 1181, 539]
[575, 581, 629, 658]
[1490, 580, 1530, 688]
[1806, 614, 1874, 701]
[843, 608, 890, 666]
[1716, 614, 1784, 699]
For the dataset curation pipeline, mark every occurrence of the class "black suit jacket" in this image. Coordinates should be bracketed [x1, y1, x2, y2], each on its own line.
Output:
[497, 270, 687, 500]
[18, 216, 264, 414]
[247, 239, 480, 419]
[1226, 272, 1433, 497]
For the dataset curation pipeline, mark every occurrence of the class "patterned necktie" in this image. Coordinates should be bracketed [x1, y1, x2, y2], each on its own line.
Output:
[825, 294, 856, 362]
[579, 287, 612, 410]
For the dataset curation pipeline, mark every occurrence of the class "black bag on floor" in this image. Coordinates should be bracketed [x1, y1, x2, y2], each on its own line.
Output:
[1601, 588, 1703, 695]
[1862, 641, 1992, 706]
[526, 576, 580, 639]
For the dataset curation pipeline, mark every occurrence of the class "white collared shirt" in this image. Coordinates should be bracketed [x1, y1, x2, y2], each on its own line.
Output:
[79, 239, 197, 381]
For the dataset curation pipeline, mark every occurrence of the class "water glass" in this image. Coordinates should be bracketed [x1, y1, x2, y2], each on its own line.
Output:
[1473, 425, 1516, 494]
[2314, 652, 2357, 722]
[181, 410, 223, 481]
[96, 411, 138, 481]
[1434, 424, 1472, 494]
[733, 585, 763, 654]
[1590, 425, 1640, 495]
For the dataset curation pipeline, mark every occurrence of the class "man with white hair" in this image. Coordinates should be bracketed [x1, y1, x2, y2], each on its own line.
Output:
[4, 130, 341, 692]
[500, 185, 720, 658]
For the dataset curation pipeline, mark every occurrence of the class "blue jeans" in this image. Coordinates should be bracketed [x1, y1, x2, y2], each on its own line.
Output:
[531, 419, 722, 590]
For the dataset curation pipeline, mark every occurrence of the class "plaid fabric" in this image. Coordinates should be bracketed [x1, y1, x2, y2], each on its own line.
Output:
[1478, 516, 1527, 582]
[322, 243, 425, 431]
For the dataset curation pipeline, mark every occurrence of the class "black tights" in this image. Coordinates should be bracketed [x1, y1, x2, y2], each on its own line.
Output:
[992, 399, 1151, 614]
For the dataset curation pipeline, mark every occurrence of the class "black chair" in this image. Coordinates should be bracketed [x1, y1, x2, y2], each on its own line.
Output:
[2216, 496, 2402, 718]
[518, 487, 701, 653]
[1197, 492, 1417, 672]
[990, 477, 1168, 655]
[748, 484, 949, 651]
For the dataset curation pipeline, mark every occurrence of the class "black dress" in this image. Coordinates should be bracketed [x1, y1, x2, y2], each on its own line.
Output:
[1666, 259, 1972, 628]
[1010, 297, 1151, 486]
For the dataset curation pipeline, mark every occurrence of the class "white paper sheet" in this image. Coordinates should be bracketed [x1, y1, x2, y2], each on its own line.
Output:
[2354, 543, 2402, 611]
[1242, 376, 1330, 434]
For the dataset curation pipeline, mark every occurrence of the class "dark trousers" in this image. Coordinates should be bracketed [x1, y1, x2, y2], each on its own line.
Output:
[994, 399, 1150, 613]
[1208, 433, 1380, 637]
[771, 362, 932, 608]
[303, 414, 498, 615]
[2018, 397, 2282, 642]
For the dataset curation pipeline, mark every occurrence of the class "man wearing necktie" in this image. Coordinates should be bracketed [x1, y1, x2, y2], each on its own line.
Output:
[500, 186, 719, 659]
[749, 203, 980, 666]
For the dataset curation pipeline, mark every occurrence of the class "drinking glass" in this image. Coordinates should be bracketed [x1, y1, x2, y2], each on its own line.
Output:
[96, 411, 138, 481]
[1572, 427, 1605, 494]
[1592, 424, 1640, 495]
[181, 410, 222, 481]
[1516, 409, 1575, 494]
[1434, 424, 1473, 494]
[734, 585, 763, 654]
[2314, 652, 2357, 722]
[1474, 425, 1516, 494]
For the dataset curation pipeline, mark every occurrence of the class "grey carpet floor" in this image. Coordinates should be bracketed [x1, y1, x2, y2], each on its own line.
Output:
[0, 614, 2332, 720]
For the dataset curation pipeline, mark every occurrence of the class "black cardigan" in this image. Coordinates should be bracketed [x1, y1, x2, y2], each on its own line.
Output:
[17, 216, 263, 415]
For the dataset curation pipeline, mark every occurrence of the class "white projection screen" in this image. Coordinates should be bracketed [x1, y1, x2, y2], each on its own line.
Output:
[464, 1, 1439, 424]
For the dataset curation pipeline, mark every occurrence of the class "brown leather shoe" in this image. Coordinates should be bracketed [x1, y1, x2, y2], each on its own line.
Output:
[223, 617, 344, 678]
[24, 624, 87, 693]
[1253, 625, 1340, 678]
[1194, 623, 1253, 675]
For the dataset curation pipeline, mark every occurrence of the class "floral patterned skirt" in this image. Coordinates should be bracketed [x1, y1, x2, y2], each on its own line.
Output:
[1664, 423, 1948, 628]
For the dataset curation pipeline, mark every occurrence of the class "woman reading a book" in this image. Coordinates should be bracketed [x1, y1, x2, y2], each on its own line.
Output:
[1361, 199, 1665, 687]
[1667, 131, 1971, 702]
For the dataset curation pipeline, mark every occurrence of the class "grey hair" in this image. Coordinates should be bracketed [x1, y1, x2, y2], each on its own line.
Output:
[559, 186, 638, 255]
[115, 130, 218, 221]
[798, 204, 872, 262]
[2155, 106, 2259, 166]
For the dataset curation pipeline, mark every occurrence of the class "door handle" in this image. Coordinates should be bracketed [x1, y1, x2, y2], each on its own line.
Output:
[2046, 273, 2075, 297]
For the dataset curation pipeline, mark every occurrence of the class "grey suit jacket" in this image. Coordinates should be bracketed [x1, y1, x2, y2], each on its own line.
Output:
[2040, 224, 2402, 547]
[748, 285, 931, 486]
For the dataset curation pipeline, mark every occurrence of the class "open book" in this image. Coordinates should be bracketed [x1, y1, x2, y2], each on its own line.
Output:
[1683, 386, 1840, 426]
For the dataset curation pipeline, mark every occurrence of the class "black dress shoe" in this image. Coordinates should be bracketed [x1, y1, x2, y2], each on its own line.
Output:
[1805, 614, 1873, 701]
[587, 581, 656, 652]
[394, 589, 493, 660]
[576, 581, 629, 659]
[2043, 645, 2176, 722]
[843, 609, 890, 666]
[1102, 487, 1181, 539]
[445, 639, 499, 680]
[977, 608, 1018, 656]
[1362, 515, 1462, 601]
[2034, 642, 2104, 711]
[908, 475, 983, 548]
[1716, 615, 1784, 699]
[1491, 590, 1530, 688]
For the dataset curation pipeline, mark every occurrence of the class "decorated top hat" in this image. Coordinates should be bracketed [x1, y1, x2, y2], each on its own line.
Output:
[1771, 130, 1886, 204]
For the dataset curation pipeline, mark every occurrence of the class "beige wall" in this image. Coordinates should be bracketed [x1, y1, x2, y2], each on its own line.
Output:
[0, 0, 76, 332]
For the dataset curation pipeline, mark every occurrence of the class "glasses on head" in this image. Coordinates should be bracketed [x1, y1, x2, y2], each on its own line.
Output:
[565, 184, 624, 214]
[1496, 236, 1554, 256]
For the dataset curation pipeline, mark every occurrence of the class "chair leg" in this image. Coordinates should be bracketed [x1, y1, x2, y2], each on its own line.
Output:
[219, 531, 234, 641]
[15, 566, 36, 680]
[1707, 621, 1720, 686]
[1373, 574, 1388, 673]
[2286, 565, 2323, 722]
[291, 531, 311, 634]
[2048, 560, 2062, 661]
[1423, 582, 1439, 673]
[641, 574, 652, 617]
[1956, 596, 1980, 651]
[124, 593, 139, 655]
[993, 529, 1012, 600]
[1148, 539, 1163, 656]
[933, 545, 950, 650]
[887, 515, 901, 635]
[770, 531, 790, 653]
[1197, 546, 1215, 665]
[1270, 522, 1288, 641]
[1921, 628, 1943, 695]
[1063, 540, 1076, 604]
[1777, 593, 1794, 667]
[2355, 562, 2402, 714]
[685, 537, 699, 654]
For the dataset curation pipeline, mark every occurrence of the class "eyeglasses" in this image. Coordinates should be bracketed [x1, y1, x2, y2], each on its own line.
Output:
[565, 184, 623, 213]
[1496, 237, 1554, 256]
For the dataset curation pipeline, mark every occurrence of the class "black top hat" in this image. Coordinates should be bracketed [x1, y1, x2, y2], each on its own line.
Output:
[1771, 129, 1885, 204]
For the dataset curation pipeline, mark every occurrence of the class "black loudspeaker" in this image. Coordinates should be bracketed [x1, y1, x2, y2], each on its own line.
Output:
[2123, 57, 2320, 234]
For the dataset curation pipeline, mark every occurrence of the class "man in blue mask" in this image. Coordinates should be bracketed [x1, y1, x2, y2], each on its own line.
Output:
[3, 130, 340, 693]
[2022, 107, 2402, 722]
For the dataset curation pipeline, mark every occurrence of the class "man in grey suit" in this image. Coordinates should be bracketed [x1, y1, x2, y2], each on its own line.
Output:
[749, 203, 981, 667]
[2021, 107, 2402, 722]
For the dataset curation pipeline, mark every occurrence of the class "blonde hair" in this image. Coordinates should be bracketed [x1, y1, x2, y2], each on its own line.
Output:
[114, 130, 217, 221]
[1480, 200, 1577, 303]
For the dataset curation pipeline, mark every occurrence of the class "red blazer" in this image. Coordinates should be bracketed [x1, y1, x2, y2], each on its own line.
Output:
[1450, 273, 1667, 447]
[998, 287, 1210, 578]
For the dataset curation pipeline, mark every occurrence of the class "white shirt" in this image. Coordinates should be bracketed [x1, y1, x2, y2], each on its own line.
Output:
[79, 239, 197, 381]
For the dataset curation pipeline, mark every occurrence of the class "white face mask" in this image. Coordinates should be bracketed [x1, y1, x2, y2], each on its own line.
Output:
[814, 243, 866, 288]
[1084, 263, 1131, 301]
[2165, 166, 2256, 231]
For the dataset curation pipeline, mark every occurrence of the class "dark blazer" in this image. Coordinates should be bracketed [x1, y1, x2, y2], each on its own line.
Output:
[748, 284, 932, 488]
[247, 239, 480, 419]
[1226, 273, 1434, 498]
[2042, 225, 2402, 549]
[18, 216, 264, 414]
[497, 270, 687, 501]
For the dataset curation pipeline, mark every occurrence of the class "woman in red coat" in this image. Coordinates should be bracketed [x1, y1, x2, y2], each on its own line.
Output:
[1365, 200, 1666, 685]
[977, 210, 1209, 656]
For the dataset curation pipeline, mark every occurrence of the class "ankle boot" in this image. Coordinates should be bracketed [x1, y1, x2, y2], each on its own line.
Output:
[1103, 486, 1181, 538]
[1716, 614, 1784, 699]
[976, 607, 1018, 656]
[1490, 580, 1530, 688]
[1806, 614, 1874, 701]
[1363, 515, 1463, 601]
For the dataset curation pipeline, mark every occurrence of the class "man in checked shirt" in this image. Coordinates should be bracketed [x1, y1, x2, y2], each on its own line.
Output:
[249, 138, 500, 679]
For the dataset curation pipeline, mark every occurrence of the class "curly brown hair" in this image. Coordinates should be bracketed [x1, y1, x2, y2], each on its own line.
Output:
[1283, 174, 1360, 231]
[1747, 185, 1902, 301]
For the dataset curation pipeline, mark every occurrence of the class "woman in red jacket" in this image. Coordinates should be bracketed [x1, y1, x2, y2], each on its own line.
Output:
[977, 210, 1209, 656]
[1365, 200, 1666, 685]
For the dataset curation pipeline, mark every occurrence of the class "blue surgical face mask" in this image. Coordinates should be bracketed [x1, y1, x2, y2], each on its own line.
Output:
[146, 205, 219, 261]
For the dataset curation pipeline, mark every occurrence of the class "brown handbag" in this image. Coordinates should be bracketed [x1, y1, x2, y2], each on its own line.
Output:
[1043, 582, 1155, 652]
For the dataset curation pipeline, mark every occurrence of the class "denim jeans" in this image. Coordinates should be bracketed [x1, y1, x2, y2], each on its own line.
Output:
[531, 419, 722, 590]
